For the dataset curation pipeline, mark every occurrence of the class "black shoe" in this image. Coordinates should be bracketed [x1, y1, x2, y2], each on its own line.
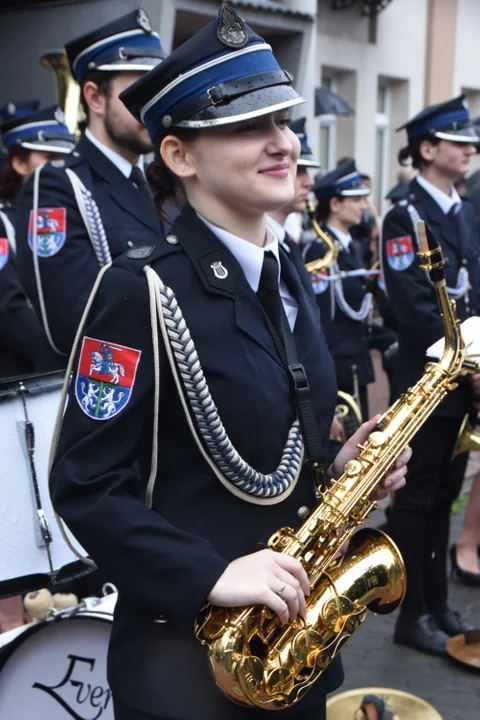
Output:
[435, 608, 476, 636]
[394, 613, 449, 657]
[449, 545, 480, 586]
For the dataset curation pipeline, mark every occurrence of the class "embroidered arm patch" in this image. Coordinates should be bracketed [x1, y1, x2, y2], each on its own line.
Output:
[0, 238, 9, 270]
[386, 235, 414, 271]
[75, 336, 142, 420]
[311, 269, 329, 295]
[28, 207, 66, 257]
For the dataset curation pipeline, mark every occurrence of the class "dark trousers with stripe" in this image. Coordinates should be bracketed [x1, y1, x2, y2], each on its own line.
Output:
[113, 698, 326, 720]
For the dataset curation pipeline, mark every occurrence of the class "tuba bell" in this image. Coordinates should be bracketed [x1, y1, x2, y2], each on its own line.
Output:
[452, 412, 480, 458]
[304, 197, 339, 273]
[336, 390, 363, 442]
[40, 50, 85, 137]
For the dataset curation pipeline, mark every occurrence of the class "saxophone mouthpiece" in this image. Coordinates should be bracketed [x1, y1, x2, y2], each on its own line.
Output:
[416, 220, 445, 283]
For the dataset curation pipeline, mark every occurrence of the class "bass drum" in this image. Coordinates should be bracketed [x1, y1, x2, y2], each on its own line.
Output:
[0, 371, 91, 598]
[0, 593, 116, 719]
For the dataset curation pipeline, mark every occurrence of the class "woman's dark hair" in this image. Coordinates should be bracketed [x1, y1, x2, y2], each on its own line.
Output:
[146, 127, 200, 221]
[315, 194, 340, 223]
[0, 146, 30, 203]
[398, 136, 441, 170]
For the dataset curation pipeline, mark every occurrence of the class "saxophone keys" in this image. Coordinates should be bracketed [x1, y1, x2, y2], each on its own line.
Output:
[344, 459, 362, 477]
[368, 431, 386, 447]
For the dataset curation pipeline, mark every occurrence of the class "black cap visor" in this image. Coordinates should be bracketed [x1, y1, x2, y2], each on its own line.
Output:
[433, 123, 480, 143]
[175, 84, 304, 129]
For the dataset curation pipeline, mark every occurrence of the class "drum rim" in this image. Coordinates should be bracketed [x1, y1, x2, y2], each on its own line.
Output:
[0, 611, 113, 671]
[0, 368, 65, 399]
[0, 560, 97, 600]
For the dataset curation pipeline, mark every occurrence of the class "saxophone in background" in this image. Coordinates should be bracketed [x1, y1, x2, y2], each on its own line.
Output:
[195, 220, 479, 710]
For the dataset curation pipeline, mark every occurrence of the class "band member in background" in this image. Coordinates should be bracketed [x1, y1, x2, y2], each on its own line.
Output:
[381, 95, 480, 656]
[303, 160, 398, 422]
[49, 6, 409, 719]
[267, 117, 320, 251]
[15, 10, 166, 370]
[0, 103, 75, 377]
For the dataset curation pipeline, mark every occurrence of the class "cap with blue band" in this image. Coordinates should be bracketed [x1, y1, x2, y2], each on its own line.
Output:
[1, 105, 75, 154]
[313, 159, 369, 200]
[398, 94, 479, 144]
[120, 3, 304, 142]
[66, 9, 165, 84]
[288, 117, 320, 168]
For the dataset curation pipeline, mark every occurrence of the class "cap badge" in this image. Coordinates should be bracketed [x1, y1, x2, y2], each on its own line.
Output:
[6, 102, 16, 116]
[54, 106, 65, 124]
[462, 97, 469, 110]
[211, 261, 229, 280]
[137, 8, 153, 33]
[217, 3, 248, 49]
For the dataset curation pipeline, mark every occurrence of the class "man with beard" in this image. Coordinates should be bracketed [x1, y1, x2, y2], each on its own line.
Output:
[15, 10, 166, 367]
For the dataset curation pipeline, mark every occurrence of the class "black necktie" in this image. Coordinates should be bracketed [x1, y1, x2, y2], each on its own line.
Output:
[129, 166, 152, 203]
[257, 251, 288, 356]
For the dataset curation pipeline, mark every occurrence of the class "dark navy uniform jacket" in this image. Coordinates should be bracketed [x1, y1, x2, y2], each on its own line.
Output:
[0, 204, 49, 378]
[50, 206, 344, 719]
[15, 134, 164, 369]
[305, 225, 396, 390]
[381, 177, 480, 418]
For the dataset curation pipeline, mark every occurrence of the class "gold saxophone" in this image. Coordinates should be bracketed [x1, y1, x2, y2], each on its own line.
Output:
[304, 198, 339, 273]
[195, 220, 478, 710]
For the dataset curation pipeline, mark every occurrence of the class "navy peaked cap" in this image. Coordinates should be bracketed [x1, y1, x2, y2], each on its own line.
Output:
[313, 159, 369, 200]
[1, 105, 75, 154]
[0, 100, 40, 127]
[120, 3, 303, 143]
[288, 116, 320, 168]
[66, 9, 166, 84]
[398, 94, 479, 143]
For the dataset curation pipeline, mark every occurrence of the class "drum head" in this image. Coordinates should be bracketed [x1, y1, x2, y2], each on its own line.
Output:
[0, 612, 113, 718]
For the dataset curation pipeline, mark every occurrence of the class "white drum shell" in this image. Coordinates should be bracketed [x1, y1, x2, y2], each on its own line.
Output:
[0, 372, 87, 595]
[0, 594, 116, 719]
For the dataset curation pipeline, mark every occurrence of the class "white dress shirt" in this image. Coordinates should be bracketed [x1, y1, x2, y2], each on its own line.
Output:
[326, 224, 352, 252]
[416, 174, 462, 215]
[198, 213, 298, 330]
[85, 128, 145, 180]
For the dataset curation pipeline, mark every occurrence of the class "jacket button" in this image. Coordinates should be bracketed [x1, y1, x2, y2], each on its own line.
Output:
[166, 234, 179, 245]
[297, 506, 310, 521]
[127, 240, 134, 248]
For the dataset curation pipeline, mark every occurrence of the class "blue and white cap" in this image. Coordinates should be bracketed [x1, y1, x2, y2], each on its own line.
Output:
[398, 94, 480, 144]
[120, 3, 304, 142]
[0, 101, 40, 127]
[1, 105, 75, 154]
[313, 159, 369, 200]
[65, 9, 166, 85]
[288, 117, 320, 168]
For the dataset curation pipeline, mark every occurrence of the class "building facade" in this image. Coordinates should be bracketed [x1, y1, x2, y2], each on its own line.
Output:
[0, 0, 479, 210]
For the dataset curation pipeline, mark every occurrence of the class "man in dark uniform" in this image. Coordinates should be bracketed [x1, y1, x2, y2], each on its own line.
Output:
[303, 161, 397, 421]
[381, 95, 480, 656]
[0, 104, 76, 377]
[15, 10, 166, 368]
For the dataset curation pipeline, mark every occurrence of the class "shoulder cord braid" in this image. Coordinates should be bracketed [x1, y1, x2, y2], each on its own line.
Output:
[32, 165, 67, 356]
[406, 203, 470, 300]
[332, 261, 373, 322]
[0, 208, 16, 254]
[144, 267, 304, 507]
[65, 168, 112, 268]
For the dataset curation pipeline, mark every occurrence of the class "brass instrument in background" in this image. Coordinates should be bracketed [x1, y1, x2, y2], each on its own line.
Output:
[304, 198, 339, 273]
[452, 412, 480, 458]
[336, 389, 363, 442]
[40, 51, 85, 137]
[195, 220, 479, 710]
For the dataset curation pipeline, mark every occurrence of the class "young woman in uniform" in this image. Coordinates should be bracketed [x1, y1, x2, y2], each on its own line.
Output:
[50, 6, 409, 719]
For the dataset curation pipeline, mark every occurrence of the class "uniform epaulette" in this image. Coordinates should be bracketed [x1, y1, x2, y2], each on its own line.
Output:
[49, 150, 82, 171]
[112, 236, 183, 276]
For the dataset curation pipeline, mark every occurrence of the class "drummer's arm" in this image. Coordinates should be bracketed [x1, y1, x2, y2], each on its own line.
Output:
[50, 266, 228, 633]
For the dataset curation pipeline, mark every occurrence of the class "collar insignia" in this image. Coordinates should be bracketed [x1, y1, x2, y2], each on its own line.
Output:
[217, 4, 248, 49]
[211, 260, 229, 279]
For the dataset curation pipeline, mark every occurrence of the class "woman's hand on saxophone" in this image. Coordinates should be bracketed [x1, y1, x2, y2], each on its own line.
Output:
[207, 549, 310, 625]
[329, 415, 411, 500]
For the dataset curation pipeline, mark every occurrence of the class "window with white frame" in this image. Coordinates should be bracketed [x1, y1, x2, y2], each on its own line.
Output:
[374, 81, 390, 211]
[319, 75, 337, 172]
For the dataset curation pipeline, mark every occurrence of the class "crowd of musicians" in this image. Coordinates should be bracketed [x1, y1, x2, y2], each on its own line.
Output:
[0, 5, 479, 719]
